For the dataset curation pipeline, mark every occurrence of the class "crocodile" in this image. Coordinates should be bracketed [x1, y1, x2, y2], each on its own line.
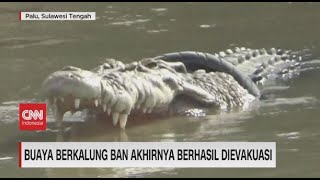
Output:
[41, 47, 316, 129]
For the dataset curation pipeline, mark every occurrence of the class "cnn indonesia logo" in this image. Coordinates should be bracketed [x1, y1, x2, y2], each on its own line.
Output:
[19, 103, 47, 131]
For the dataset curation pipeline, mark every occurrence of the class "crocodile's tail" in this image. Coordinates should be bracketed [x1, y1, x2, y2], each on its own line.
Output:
[216, 47, 316, 85]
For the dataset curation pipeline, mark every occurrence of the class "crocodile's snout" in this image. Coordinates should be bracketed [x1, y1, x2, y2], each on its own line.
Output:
[41, 66, 102, 111]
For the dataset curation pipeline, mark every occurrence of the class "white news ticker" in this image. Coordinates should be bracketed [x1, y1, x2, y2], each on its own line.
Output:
[20, 12, 96, 21]
[19, 142, 276, 168]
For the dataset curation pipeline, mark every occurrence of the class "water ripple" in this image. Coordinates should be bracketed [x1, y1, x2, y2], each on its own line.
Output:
[0, 36, 74, 49]
[150, 8, 168, 12]
[0, 157, 13, 161]
[146, 29, 168, 34]
[199, 24, 216, 29]
[110, 19, 150, 26]
[277, 132, 300, 139]
[260, 96, 318, 107]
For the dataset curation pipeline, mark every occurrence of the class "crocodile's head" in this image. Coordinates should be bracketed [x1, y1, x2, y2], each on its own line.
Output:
[41, 60, 185, 129]
[41, 66, 102, 114]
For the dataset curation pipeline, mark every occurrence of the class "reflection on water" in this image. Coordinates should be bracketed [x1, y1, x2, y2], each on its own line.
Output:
[0, 2, 320, 178]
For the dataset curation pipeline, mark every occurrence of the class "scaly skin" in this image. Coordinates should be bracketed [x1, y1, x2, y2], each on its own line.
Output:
[41, 47, 306, 129]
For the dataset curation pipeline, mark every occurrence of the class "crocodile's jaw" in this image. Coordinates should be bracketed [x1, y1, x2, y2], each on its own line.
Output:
[41, 66, 102, 114]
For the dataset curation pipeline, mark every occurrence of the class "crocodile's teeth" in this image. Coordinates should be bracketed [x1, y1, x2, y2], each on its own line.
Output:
[107, 108, 111, 116]
[59, 97, 64, 103]
[74, 99, 80, 109]
[112, 112, 119, 126]
[142, 108, 147, 113]
[102, 104, 107, 112]
[94, 99, 98, 107]
[119, 114, 128, 129]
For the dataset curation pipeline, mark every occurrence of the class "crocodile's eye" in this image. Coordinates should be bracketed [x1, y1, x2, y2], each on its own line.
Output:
[140, 58, 158, 68]
[145, 62, 157, 68]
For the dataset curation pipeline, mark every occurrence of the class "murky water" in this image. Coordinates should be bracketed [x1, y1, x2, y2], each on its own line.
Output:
[0, 2, 320, 178]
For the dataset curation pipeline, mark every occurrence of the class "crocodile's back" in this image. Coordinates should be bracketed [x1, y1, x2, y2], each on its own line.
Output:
[154, 51, 260, 97]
